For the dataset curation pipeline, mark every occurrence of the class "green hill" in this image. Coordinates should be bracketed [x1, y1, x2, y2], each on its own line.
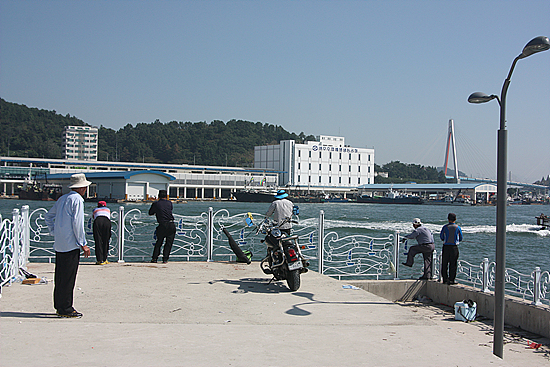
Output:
[0, 98, 87, 159]
[0, 98, 315, 166]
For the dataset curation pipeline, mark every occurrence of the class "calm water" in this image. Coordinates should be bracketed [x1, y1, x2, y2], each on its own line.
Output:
[2, 199, 549, 275]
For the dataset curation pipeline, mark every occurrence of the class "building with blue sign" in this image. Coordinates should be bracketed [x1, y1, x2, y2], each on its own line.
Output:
[254, 135, 375, 194]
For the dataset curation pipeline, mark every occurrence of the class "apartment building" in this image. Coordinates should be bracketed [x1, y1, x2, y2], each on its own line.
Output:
[63, 125, 98, 161]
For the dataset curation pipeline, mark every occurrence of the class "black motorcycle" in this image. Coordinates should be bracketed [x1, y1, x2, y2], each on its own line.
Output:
[253, 215, 309, 291]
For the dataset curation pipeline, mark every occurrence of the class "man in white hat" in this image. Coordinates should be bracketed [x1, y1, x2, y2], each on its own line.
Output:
[45, 173, 92, 318]
[265, 189, 293, 235]
[401, 218, 435, 280]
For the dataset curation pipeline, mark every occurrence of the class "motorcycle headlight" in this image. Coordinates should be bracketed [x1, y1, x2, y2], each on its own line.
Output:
[271, 228, 281, 238]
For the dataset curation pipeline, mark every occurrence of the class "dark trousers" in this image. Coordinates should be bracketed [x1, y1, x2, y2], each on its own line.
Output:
[152, 221, 176, 261]
[54, 249, 80, 314]
[442, 245, 459, 282]
[93, 216, 111, 263]
[404, 243, 435, 278]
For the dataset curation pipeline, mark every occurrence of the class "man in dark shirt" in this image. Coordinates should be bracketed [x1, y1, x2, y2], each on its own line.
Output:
[149, 190, 176, 263]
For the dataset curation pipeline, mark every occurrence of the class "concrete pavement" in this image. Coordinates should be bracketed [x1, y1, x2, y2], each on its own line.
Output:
[1, 261, 548, 366]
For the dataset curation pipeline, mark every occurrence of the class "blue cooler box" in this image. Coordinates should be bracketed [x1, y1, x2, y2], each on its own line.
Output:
[454, 301, 476, 322]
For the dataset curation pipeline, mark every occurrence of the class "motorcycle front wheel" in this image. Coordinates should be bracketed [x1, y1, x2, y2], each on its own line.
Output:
[286, 269, 301, 291]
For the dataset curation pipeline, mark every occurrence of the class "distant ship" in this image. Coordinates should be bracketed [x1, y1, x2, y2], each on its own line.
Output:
[233, 188, 278, 202]
[18, 183, 62, 201]
[356, 188, 423, 204]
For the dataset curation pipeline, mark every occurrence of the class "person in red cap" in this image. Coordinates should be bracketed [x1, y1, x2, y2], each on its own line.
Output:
[92, 201, 111, 265]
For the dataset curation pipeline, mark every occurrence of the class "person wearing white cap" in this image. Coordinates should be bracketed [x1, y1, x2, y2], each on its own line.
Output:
[45, 173, 92, 318]
[265, 189, 293, 235]
[401, 218, 435, 280]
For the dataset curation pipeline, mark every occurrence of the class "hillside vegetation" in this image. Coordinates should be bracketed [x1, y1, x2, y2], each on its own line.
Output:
[0, 99, 315, 166]
[1, 98, 461, 183]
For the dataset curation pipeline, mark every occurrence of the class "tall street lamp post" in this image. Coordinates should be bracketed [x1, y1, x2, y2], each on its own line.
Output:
[468, 36, 550, 358]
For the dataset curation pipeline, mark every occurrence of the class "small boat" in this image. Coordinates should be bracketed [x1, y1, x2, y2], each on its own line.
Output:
[233, 188, 278, 202]
[290, 195, 324, 203]
[536, 213, 549, 229]
[18, 182, 62, 201]
[357, 188, 423, 204]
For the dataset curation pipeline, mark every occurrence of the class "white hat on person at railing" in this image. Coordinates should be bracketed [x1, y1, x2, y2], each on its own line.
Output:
[412, 218, 422, 225]
[68, 173, 92, 188]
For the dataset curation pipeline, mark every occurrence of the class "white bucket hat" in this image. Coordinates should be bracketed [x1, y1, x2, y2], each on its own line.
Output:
[68, 173, 92, 188]
[412, 218, 422, 225]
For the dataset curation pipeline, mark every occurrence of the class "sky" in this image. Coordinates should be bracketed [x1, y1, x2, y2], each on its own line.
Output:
[1, 0, 549, 183]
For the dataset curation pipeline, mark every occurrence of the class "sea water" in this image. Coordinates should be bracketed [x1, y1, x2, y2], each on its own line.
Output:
[2, 199, 548, 276]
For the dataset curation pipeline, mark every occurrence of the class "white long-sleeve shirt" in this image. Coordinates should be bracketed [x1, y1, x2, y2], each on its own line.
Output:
[45, 190, 87, 253]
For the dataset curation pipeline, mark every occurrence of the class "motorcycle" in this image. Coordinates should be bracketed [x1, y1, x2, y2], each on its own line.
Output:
[250, 214, 309, 291]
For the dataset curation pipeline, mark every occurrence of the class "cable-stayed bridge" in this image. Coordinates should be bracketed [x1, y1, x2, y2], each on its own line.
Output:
[443, 119, 548, 191]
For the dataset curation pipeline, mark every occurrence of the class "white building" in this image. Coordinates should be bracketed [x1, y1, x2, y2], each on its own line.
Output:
[63, 125, 98, 161]
[254, 135, 375, 193]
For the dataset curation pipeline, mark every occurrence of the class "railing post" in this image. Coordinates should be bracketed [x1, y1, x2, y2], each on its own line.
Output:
[207, 207, 213, 262]
[393, 232, 399, 280]
[11, 209, 20, 282]
[21, 205, 30, 269]
[482, 257, 489, 292]
[533, 266, 542, 306]
[431, 248, 437, 280]
[318, 210, 324, 274]
[117, 206, 125, 263]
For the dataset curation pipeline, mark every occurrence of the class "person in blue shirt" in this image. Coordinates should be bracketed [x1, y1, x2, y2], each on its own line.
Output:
[439, 213, 463, 285]
[401, 218, 435, 280]
[45, 173, 92, 318]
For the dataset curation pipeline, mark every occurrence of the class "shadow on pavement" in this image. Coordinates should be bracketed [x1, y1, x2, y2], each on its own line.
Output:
[287, 291, 395, 316]
[1, 311, 58, 319]
[210, 277, 290, 294]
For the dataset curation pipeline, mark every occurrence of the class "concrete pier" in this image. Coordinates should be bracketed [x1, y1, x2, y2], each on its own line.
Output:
[1, 262, 548, 366]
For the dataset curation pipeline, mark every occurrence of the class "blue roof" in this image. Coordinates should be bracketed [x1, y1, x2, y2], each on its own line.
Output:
[39, 170, 176, 181]
[0, 157, 283, 174]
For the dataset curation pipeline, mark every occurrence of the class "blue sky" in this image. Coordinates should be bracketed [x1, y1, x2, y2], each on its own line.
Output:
[1, 0, 549, 183]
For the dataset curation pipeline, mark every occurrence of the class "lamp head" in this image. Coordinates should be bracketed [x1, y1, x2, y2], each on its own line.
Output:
[520, 36, 550, 59]
[468, 92, 498, 104]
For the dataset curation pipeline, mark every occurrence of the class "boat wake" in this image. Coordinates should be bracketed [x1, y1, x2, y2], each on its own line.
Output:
[322, 219, 550, 237]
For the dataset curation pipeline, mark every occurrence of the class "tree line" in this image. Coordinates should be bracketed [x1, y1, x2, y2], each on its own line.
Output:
[1, 98, 472, 184]
[0, 98, 316, 167]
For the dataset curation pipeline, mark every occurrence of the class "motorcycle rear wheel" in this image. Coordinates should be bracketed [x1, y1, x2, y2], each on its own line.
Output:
[286, 269, 301, 291]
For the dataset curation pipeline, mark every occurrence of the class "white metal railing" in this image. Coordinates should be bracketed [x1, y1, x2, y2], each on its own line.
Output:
[1, 205, 549, 306]
[1, 206, 30, 289]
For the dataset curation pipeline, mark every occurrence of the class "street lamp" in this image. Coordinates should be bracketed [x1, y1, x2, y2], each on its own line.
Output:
[468, 35, 550, 359]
